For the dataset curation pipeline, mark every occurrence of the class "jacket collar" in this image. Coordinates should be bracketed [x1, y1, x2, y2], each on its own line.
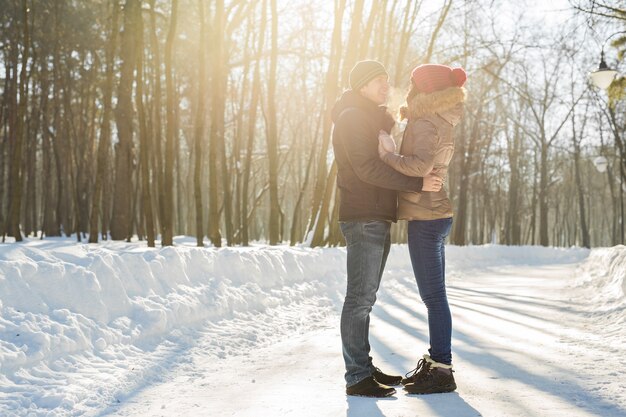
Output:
[332, 90, 395, 132]
[436, 104, 464, 127]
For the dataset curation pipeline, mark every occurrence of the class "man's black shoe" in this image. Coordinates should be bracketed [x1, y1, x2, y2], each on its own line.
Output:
[404, 367, 457, 395]
[372, 367, 402, 386]
[346, 376, 396, 397]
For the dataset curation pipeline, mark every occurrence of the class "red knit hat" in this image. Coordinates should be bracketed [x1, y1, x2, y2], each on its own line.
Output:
[411, 64, 467, 94]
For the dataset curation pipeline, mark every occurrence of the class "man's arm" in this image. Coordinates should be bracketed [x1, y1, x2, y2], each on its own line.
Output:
[338, 109, 423, 192]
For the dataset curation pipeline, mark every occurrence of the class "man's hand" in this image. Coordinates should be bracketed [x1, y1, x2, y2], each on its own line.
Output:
[378, 130, 396, 158]
[422, 173, 443, 192]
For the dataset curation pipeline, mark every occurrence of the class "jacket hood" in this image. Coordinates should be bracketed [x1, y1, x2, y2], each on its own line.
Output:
[331, 90, 395, 132]
[405, 86, 466, 120]
[437, 104, 464, 127]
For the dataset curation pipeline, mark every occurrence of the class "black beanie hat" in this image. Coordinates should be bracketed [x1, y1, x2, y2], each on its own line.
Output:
[349, 60, 388, 91]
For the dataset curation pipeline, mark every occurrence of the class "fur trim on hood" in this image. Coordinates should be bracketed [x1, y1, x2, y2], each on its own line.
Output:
[401, 86, 466, 120]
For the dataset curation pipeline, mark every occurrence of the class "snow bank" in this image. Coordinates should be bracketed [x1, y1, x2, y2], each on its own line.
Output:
[0, 239, 346, 375]
[576, 245, 626, 301]
[574, 245, 626, 341]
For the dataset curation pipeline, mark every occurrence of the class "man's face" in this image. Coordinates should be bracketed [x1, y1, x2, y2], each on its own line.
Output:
[359, 74, 389, 105]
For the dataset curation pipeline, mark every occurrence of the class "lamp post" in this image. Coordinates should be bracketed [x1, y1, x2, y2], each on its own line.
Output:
[590, 31, 625, 89]
[590, 31, 626, 244]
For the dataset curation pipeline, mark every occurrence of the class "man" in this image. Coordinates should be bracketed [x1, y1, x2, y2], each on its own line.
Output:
[331, 60, 443, 398]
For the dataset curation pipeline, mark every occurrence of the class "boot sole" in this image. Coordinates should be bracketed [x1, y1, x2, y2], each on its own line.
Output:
[404, 383, 456, 395]
[346, 388, 397, 398]
[375, 380, 402, 387]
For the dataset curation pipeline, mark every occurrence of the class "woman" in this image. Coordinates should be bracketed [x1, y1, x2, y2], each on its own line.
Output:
[378, 64, 467, 395]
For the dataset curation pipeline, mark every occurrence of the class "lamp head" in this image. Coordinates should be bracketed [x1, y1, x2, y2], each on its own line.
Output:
[590, 50, 618, 89]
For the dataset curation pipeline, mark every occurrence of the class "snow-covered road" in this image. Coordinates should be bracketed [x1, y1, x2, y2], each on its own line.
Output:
[2, 241, 625, 416]
[103, 257, 626, 417]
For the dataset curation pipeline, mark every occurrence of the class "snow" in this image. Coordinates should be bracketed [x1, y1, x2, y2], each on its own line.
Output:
[0, 238, 625, 417]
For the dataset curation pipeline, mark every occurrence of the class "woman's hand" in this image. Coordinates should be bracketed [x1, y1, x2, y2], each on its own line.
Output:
[378, 130, 396, 158]
[422, 173, 443, 192]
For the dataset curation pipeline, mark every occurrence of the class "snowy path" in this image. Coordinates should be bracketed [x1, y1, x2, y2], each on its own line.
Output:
[102, 260, 626, 417]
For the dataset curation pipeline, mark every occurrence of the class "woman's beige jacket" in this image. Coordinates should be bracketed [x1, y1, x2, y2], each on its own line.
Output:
[382, 86, 466, 221]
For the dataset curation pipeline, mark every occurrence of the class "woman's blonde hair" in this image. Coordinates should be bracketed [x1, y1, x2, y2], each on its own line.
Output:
[398, 84, 419, 121]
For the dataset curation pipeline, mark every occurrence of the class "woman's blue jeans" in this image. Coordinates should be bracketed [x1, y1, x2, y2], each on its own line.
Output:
[339, 221, 391, 387]
[408, 217, 453, 365]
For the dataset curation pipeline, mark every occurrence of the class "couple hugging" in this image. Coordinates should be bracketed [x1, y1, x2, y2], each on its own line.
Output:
[331, 60, 467, 397]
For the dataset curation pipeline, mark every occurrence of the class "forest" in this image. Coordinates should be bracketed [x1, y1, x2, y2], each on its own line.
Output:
[0, 0, 625, 248]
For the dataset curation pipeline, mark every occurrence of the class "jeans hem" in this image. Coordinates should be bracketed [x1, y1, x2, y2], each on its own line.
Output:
[346, 373, 372, 388]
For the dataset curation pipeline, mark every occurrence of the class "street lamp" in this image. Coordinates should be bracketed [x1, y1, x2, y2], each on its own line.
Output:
[590, 51, 618, 89]
[590, 31, 625, 90]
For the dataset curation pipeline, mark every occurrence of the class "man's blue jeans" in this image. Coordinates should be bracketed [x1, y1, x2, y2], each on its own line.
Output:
[407, 217, 454, 365]
[339, 221, 391, 387]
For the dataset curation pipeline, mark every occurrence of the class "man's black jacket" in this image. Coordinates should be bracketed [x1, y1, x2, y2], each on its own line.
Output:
[331, 90, 424, 222]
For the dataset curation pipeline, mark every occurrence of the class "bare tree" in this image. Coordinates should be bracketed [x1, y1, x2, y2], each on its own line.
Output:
[89, 0, 119, 243]
[111, 0, 140, 241]
[6, 0, 30, 242]
[193, 0, 208, 247]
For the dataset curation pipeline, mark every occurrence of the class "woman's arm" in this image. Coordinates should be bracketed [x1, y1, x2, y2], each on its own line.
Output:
[379, 120, 439, 177]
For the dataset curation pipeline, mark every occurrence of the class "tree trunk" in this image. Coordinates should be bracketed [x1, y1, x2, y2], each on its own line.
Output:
[241, 0, 266, 246]
[207, 0, 224, 247]
[381, 0, 399, 67]
[61, 69, 82, 241]
[290, 123, 319, 246]
[529, 152, 539, 245]
[162, 0, 178, 247]
[505, 125, 522, 245]
[358, 1, 381, 60]
[231, 30, 253, 246]
[393, 1, 420, 86]
[572, 115, 590, 248]
[136, 2, 155, 247]
[310, 162, 337, 247]
[193, 0, 207, 247]
[148, 0, 166, 244]
[89, 0, 119, 243]
[7, 0, 30, 242]
[266, 0, 281, 245]
[306, 0, 345, 243]
[175, 82, 183, 236]
[539, 141, 549, 246]
[423, 0, 452, 63]
[111, 0, 139, 241]
[340, 0, 364, 86]
[0, 56, 11, 239]
[373, 0, 389, 60]
[24, 49, 39, 238]
[215, 0, 234, 246]
[451, 105, 485, 245]
[39, 56, 56, 238]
